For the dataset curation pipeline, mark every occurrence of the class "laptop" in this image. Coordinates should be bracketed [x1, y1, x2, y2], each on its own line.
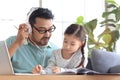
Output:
[0, 40, 40, 75]
[0, 40, 14, 75]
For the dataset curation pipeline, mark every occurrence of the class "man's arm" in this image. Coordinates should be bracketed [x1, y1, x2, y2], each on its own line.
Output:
[8, 41, 20, 57]
[8, 23, 29, 57]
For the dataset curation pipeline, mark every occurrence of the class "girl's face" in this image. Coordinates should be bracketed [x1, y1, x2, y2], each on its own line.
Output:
[62, 34, 84, 54]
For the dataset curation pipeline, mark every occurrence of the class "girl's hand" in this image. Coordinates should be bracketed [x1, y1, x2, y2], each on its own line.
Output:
[52, 66, 61, 73]
[32, 65, 42, 74]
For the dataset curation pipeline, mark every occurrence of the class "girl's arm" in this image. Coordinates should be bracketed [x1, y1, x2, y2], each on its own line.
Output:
[42, 52, 57, 74]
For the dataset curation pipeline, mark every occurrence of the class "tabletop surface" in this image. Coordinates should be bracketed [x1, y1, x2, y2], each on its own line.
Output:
[0, 74, 120, 80]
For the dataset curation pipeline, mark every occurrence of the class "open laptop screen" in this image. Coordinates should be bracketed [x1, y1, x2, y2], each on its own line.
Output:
[0, 41, 14, 75]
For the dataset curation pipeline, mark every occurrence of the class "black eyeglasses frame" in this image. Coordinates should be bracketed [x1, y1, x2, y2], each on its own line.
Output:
[33, 25, 56, 34]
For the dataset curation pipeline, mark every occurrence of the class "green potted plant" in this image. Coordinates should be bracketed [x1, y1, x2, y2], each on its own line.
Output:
[76, 0, 120, 55]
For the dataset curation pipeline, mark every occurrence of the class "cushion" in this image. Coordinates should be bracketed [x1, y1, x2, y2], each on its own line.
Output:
[90, 49, 120, 73]
[108, 65, 120, 73]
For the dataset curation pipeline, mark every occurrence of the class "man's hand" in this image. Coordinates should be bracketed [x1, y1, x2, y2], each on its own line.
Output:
[32, 65, 42, 74]
[15, 23, 30, 46]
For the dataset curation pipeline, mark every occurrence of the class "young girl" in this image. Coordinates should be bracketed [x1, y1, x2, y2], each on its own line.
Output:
[32, 24, 87, 74]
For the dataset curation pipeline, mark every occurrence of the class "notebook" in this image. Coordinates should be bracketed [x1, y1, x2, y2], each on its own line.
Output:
[0, 40, 14, 75]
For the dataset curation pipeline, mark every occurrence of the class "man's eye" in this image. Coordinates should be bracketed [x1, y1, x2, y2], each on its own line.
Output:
[49, 29, 52, 31]
[39, 30, 45, 32]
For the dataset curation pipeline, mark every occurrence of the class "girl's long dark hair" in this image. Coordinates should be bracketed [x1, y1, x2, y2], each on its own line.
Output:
[64, 24, 86, 68]
[77, 40, 86, 68]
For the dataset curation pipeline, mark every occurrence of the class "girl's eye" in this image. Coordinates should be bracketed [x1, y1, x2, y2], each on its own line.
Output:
[71, 43, 75, 46]
[64, 40, 67, 43]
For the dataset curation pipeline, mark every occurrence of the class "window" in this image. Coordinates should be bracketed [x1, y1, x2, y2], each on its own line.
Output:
[0, 0, 39, 41]
[0, 0, 106, 49]
[42, 0, 105, 47]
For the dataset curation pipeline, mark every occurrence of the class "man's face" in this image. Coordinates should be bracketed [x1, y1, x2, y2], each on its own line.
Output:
[31, 18, 54, 46]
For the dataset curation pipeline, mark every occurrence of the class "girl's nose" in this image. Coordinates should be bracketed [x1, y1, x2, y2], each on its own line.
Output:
[65, 45, 70, 49]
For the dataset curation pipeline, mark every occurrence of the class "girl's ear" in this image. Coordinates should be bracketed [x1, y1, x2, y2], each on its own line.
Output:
[82, 41, 85, 45]
[79, 41, 85, 48]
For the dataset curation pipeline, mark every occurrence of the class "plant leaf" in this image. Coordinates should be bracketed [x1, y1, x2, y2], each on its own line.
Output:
[76, 16, 84, 25]
[111, 30, 120, 42]
[85, 19, 97, 33]
[100, 19, 116, 24]
[102, 34, 112, 44]
[106, 0, 118, 6]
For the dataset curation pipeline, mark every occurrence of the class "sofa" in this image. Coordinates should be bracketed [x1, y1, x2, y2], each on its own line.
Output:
[86, 49, 120, 73]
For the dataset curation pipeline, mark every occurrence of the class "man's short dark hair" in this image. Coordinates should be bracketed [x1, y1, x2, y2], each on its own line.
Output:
[28, 7, 54, 27]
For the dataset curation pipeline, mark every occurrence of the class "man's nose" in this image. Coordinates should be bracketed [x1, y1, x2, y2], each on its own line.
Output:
[44, 31, 51, 37]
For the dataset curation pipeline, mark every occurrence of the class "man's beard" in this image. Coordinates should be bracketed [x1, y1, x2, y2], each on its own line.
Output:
[38, 37, 50, 46]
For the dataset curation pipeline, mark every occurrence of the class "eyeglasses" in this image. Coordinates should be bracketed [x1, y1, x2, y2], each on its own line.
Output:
[33, 25, 56, 34]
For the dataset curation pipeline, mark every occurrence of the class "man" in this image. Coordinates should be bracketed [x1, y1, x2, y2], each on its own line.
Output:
[6, 7, 58, 73]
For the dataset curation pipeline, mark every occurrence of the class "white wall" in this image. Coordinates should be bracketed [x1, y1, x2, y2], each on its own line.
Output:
[0, 0, 39, 40]
[42, 0, 105, 48]
[0, 0, 105, 49]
